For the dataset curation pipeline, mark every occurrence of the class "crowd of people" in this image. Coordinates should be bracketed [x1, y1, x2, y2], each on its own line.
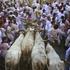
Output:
[0, 0, 70, 70]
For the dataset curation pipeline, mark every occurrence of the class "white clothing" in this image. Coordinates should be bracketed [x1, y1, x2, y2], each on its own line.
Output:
[45, 20, 52, 32]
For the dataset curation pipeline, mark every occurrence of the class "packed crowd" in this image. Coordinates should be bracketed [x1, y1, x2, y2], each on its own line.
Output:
[0, 0, 70, 70]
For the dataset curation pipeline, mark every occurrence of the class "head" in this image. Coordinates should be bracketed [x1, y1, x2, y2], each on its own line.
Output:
[47, 16, 51, 21]
[14, 11, 18, 17]
[2, 37, 8, 43]
[53, 24, 59, 29]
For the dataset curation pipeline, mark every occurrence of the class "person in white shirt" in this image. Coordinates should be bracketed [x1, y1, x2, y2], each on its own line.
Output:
[52, 1, 59, 8]
[55, 10, 65, 25]
[32, 0, 40, 10]
[42, 2, 50, 15]
[14, 11, 22, 28]
[45, 16, 52, 32]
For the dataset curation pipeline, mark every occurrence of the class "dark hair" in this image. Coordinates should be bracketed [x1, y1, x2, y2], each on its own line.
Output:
[9, 12, 13, 15]
[23, 8, 27, 13]
[46, 2, 49, 5]
[66, 2, 69, 5]
[14, 11, 18, 16]
[43, 9, 45, 13]
[61, 16, 65, 19]
[61, 10, 64, 13]
[47, 16, 51, 21]
[2, 37, 8, 43]
[36, 0, 39, 3]
[54, 24, 59, 29]
[12, 17, 16, 24]
[53, 13, 57, 18]
[61, 16, 65, 23]
[26, 11, 30, 15]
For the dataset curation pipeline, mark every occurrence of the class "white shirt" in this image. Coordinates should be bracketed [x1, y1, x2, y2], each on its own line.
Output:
[42, 4, 50, 14]
[45, 20, 52, 32]
[15, 15, 22, 27]
[52, 1, 58, 8]
[65, 5, 70, 11]
[56, 11, 64, 23]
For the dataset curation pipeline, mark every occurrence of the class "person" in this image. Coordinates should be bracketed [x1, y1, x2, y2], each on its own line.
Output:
[0, 37, 10, 58]
[45, 16, 52, 33]
[0, 36, 10, 70]
[42, 2, 50, 15]
[65, 47, 70, 70]
[65, 29, 70, 49]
